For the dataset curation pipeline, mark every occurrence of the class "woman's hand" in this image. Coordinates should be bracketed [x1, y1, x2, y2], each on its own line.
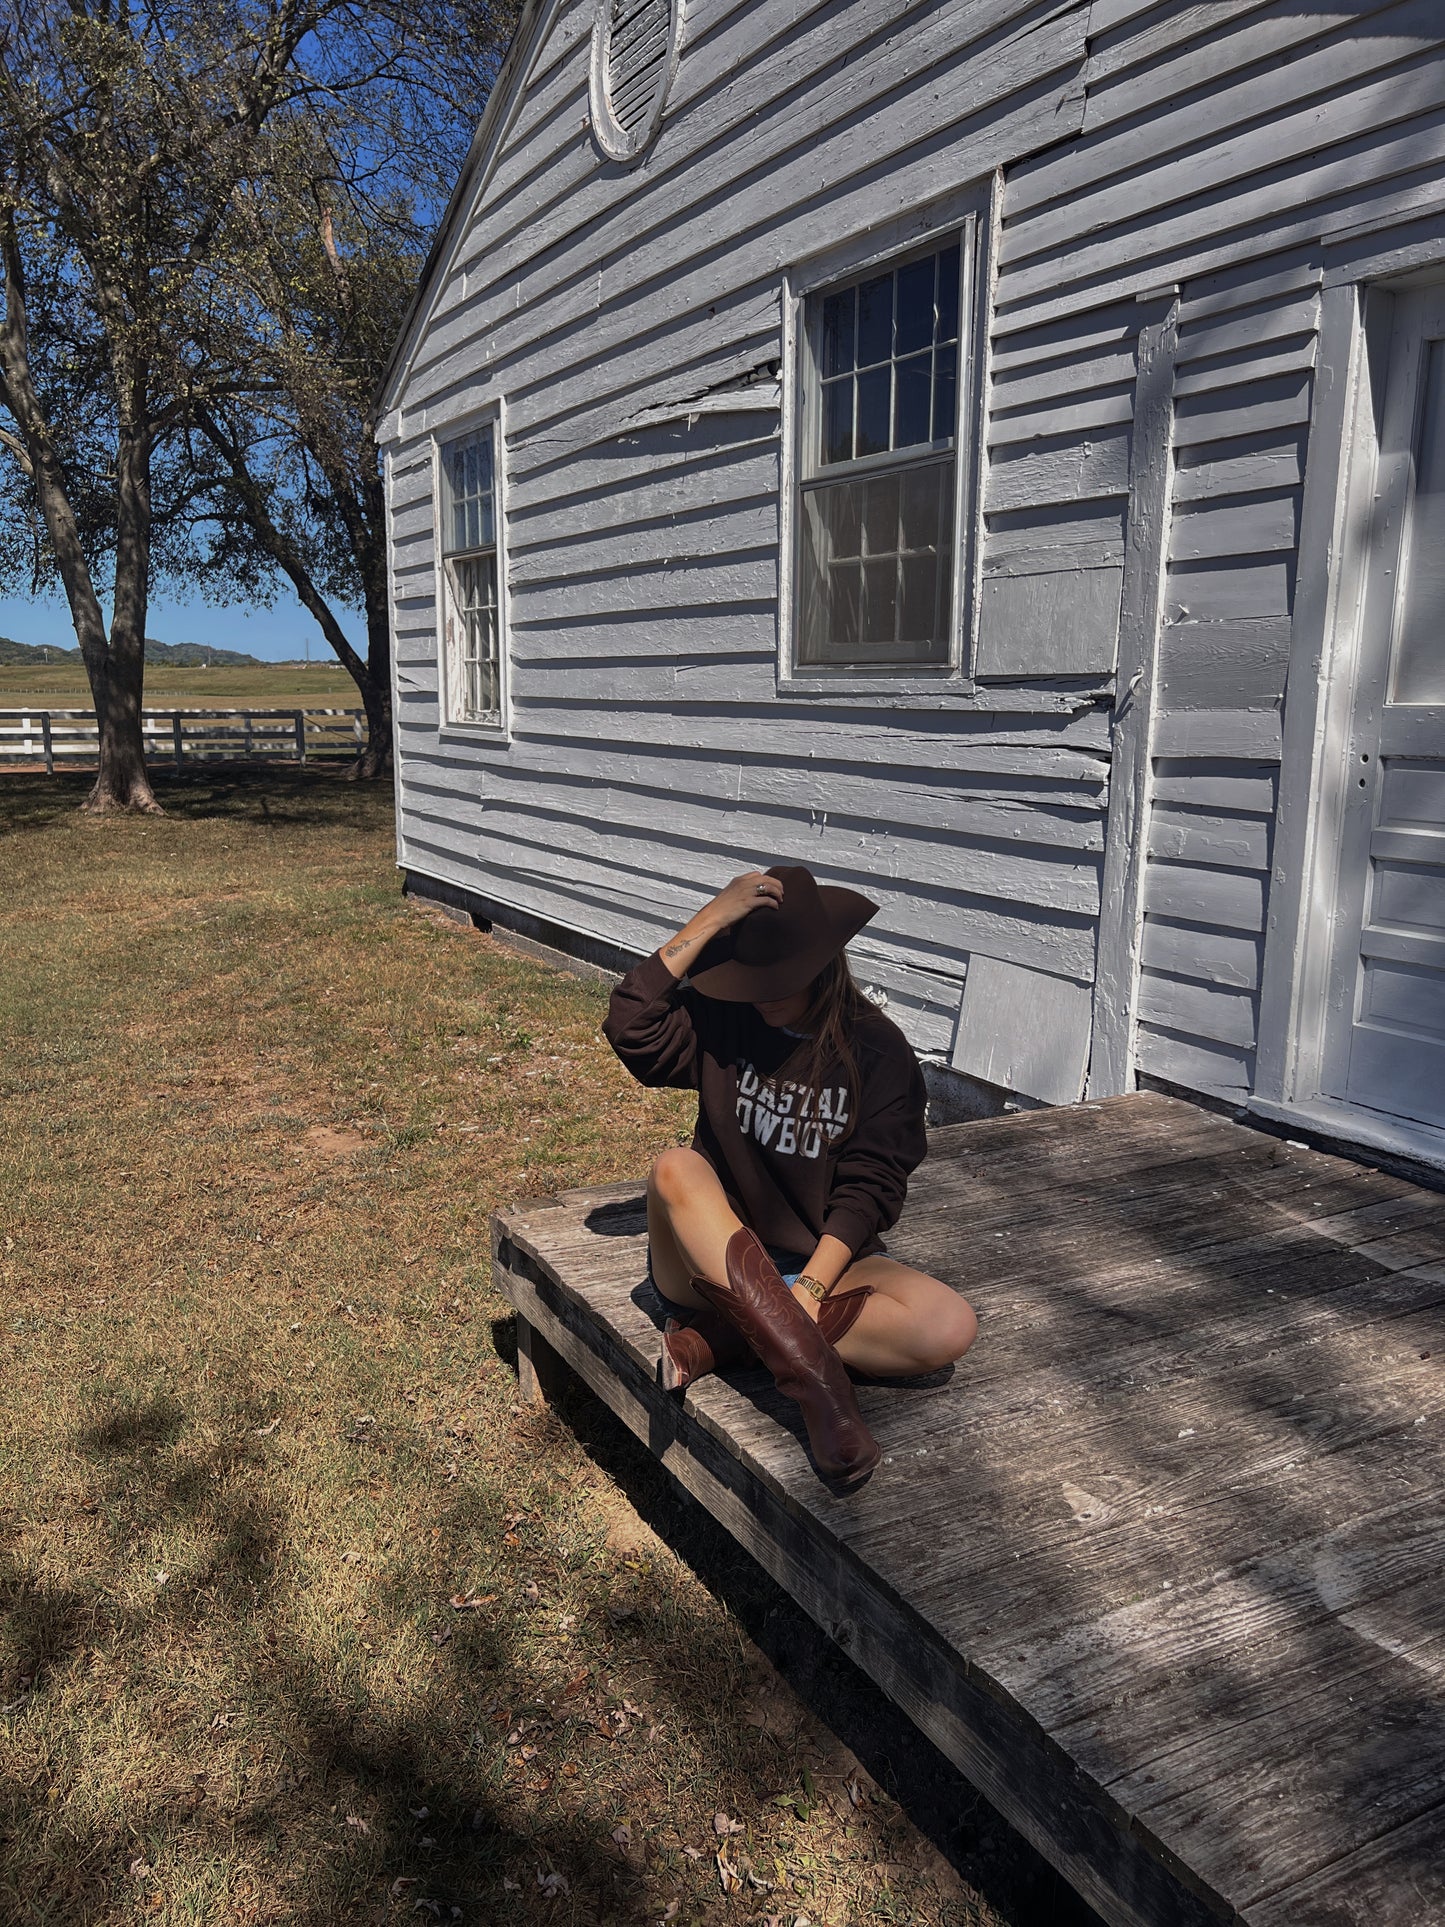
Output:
[706, 871, 783, 931]
[658, 871, 782, 979]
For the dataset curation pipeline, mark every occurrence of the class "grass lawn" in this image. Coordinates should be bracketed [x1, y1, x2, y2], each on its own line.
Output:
[0, 769, 1086, 1927]
[0, 663, 359, 708]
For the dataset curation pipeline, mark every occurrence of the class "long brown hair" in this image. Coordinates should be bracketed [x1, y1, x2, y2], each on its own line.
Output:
[781, 951, 868, 1145]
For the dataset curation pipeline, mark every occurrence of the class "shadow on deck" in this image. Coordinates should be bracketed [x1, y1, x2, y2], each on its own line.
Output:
[491, 1092, 1445, 1927]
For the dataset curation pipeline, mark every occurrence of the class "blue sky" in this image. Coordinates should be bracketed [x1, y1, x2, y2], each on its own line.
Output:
[0, 591, 366, 662]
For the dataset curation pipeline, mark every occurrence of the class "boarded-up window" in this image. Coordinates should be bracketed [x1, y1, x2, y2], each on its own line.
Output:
[798, 241, 964, 668]
[590, 0, 679, 164]
[439, 425, 502, 727]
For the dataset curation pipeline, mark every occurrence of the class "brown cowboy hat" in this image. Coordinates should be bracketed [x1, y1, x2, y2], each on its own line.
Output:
[687, 864, 878, 1003]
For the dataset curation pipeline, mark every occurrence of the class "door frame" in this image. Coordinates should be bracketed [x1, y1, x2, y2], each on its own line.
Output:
[1253, 237, 1445, 1170]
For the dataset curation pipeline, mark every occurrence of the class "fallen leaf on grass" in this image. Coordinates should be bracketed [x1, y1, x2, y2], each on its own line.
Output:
[345, 1814, 370, 1835]
[449, 1592, 495, 1611]
[390, 1877, 416, 1897]
[712, 1810, 743, 1837]
[611, 1824, 632, 1850]
[682, 1846, 702, 1861]
[536, 1868, 569, 1898]
[254, 1417, 281, 1436]
[128, 1858, 152, 1881]
[716, 1851, 742, 1895]
[522, 1580, 540, 1606]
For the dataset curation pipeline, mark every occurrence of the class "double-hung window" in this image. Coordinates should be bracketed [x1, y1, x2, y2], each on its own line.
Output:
[439, 422, 504, 728]
[797, 237, 966, 670]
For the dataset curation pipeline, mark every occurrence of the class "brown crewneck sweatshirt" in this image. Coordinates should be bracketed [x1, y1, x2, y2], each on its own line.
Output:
[603, 951, 928, 1259]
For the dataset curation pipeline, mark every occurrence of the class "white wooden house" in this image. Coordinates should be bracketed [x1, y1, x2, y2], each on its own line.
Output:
[377, 0, 1445, 1175]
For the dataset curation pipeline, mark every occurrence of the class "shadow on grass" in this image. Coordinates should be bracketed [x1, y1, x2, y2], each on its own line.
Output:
[0, 765, 392, 835]
[1, 1372, 659, 1926]
[78, 1393, 187, 1456]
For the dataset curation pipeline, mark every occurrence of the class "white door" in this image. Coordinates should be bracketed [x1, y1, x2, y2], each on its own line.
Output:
[1320, 285, 1445, 1132]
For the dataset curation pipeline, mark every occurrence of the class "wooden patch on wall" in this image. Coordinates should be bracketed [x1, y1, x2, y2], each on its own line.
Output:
[974, 565, 1124, 677]
[951, 954, 1093, 1104]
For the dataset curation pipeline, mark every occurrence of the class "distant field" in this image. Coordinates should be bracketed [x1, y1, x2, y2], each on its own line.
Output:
[0, 662, 359, 706]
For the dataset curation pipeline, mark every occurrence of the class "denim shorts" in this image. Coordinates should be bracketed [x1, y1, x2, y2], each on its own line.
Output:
[650, 1244, 808, 1322]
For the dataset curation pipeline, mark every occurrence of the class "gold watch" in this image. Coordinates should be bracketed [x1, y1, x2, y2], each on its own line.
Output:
[795, 1273, 831, 1303]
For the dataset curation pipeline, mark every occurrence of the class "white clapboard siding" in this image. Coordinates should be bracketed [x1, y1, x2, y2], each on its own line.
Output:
[1129, 252, 1313, 1098]
[384, 0, 1445, 1119]
[996, 0, 1445, 332]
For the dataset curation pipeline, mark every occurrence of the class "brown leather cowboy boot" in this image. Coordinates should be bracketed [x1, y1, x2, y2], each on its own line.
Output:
[659, 1285, 873, 1394]
[689, 1228, 881, 1488]
[658, 1304, 753, 1392]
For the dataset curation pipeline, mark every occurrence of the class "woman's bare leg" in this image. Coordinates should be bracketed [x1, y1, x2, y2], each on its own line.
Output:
[826, 1256, 977, 1378]
[646, 1147, 747, 1309]
[648, 1148, 977, 1377]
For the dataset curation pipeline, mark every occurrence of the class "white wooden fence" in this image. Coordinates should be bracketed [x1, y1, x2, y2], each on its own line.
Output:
[0, 707, 366, 772]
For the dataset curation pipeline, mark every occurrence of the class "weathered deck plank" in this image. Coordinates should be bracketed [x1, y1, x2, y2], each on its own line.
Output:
[490, 1092, 1445, 1926]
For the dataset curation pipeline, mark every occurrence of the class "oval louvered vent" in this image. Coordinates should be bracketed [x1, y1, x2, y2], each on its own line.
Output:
[589, 0, 680, 164]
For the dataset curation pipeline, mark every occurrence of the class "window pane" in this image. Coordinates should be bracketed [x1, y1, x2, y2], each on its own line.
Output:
[826, 479, 861, 559]
[443, 427, 496, 559]
[899, 552, 942, 646]
[900, 462, 945, 552]
[895, 256, 934, 357]
[861, 557, 897, 650]
[829, 559, 862, 655]
[856, 365, 891, 458]
[857, 272, 893, 367]
[863, 471, 900, 558]
[1394, 335, 1445, 703]
[798, 493, 829, 662]
[936, 244, 961, 344]
[932, 343, 958, 444]
[894, 350, 933, 450]
[822, 377, 853, 466]
[822, 289, 855, 377]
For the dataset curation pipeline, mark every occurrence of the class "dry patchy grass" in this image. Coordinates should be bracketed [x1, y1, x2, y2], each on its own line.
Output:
[0, 770, 1087, 1927]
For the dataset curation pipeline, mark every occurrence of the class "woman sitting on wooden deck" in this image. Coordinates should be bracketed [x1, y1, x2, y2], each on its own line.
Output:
[603, 865, 977, 1490]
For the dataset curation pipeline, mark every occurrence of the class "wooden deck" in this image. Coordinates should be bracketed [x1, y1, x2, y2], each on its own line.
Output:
[491, 1093, 1445, 1927]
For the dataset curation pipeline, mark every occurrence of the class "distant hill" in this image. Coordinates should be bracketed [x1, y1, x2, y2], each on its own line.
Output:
[0, 636, 77, 665]
[0, 635, 294, 669]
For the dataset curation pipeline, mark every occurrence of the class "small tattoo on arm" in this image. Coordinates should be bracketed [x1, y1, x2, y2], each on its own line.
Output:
[663, 936, 695, 961]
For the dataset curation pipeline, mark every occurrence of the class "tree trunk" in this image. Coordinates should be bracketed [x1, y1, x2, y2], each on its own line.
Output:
[87, 414, 160, 813]
[1, 211, 159, 811]
[345, 539, 393, 782]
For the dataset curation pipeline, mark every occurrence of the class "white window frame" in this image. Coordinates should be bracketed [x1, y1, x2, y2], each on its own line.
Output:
[432, 400, 512, 741]
[778, 185, 990, 699]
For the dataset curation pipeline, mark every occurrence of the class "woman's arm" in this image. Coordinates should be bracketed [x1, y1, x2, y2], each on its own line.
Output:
[602, 871, 784, 1088]
[655, 870, 782, 981]
[791, 1232, 855, 1321]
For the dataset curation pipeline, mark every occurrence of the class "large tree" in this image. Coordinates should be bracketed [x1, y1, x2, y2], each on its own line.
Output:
[0, 1, 513, 807]
[0, 1, 341, 810]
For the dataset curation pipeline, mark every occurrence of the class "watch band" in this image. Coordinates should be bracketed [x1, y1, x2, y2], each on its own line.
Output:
[795, 1273, 831, 1303]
